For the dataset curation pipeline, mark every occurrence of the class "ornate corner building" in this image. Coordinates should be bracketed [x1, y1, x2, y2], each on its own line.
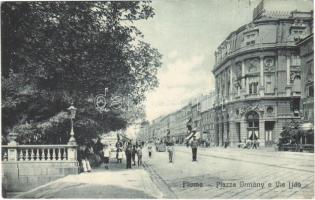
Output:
[212, 0, 313, 147]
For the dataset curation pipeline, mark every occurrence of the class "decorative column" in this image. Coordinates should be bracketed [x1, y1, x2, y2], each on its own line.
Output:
[218, 121, 222, 146]
[240, 120, 247, 142]
[67, 104, 77, 145]
[259, 118, 265, 147]
[67, 103, 78, 162]
[230, 68, 233, 101]
[286, 56, 291, 85]
[229, 121, 237, 146]
[223, 121, 228, 142]
[241, 61, 246, 97]
[246, 78, 249, 95]
[259, 56, 265, 96]
[67, 145, 77, 161]
[286, 56, 292, 96]
[7, 132, 18, 161]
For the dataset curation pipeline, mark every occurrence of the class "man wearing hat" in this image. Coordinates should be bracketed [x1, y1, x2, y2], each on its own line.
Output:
[165, 129, 174, 163]
[190, 128, 199, 162]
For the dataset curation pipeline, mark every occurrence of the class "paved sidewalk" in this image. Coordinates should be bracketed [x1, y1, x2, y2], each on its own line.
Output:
[14, 160, 163, 199]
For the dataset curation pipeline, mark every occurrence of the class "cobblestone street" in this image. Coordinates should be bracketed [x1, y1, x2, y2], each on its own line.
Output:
[143, 146, 314, 199]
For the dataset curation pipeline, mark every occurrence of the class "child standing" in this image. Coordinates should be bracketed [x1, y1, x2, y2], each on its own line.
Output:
[117, 148, 123, 163]
[103, 144, 111, 169]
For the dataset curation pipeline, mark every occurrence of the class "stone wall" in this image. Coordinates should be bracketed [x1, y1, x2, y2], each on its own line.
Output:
[2, 161, 79, 192]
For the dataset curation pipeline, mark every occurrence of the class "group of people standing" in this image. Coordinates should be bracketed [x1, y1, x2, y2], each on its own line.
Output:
[123, 142, 143, 169]
[78, 138, 155, 173]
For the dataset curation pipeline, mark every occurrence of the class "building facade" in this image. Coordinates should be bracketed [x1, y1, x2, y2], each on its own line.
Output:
[138, 1, 313, 148]
[171, 104, 192, 143]
[212, 1, 313, 147]
[200, 92, 216, 145]
[298, 33, 314, 144]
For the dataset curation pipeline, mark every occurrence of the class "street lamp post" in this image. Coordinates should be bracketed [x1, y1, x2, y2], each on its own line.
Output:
[68, 103, 77, 145]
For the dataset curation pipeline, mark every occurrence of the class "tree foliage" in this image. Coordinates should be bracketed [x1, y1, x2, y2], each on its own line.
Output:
[279, 120, 304, 145]
[1, 1, 162, 144]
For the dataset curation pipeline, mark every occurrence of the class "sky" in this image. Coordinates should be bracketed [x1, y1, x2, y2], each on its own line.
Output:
[133, 0, 313, 122]
[133, 0, 259, 122]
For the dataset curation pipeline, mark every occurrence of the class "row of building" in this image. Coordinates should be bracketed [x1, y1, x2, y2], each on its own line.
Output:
[137, 0, 314, 147]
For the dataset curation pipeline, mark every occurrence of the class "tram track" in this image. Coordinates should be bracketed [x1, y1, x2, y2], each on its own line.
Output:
[143, 162, 178, 199]
[176, 149, 314, 173]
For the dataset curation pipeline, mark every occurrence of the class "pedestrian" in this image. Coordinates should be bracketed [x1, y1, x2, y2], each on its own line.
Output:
[136, 145, 143, 166]
[78, 144, 92, 173]
[224, 136, 229, 148]
[252, 139, 258, 149]
[125, 142, 132, 169]
[148, 142, 153, 158]
[191, 135, 198, 162]
[117, 147, 123, 163]
[165, 129, 174, 163]
[132, 145, 136, 165]
[206, 138, 210, 148]
[103, 144, 111, 169]
[116, 141, 123, 163]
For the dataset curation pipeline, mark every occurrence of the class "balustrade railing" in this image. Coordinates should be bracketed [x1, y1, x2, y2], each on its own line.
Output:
[1, 145, 77, 162]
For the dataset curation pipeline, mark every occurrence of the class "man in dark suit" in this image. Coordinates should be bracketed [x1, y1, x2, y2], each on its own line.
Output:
[191, 135, 199, 162]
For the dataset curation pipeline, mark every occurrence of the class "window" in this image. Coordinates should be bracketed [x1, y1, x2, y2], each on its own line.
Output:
[291, 98, 300, 116]
[308, 85, 314, 97]
[244, 30, 258, 46]
[292, 76, 301, 93]
[265, 75, 273, 93]
[267, 106, 273, 114]
[304, 110, 309, 120]
[291, 55, 301, 66]
[307, 61, 313, 82]
[249, 82, 258, 95]
[247, 112, 259, 128]
[246, 40, 255, 45]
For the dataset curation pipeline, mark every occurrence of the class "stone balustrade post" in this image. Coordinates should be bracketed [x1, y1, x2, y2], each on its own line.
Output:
[7, 146, 18, 162]
[7, 132, 18, 161]
[67, 145, 77, 161]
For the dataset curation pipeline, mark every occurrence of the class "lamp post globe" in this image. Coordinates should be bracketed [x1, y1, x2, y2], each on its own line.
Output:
[67, 103, 77, 145]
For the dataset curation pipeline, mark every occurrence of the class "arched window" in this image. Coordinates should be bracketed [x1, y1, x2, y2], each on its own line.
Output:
[247, 111, 259, 128]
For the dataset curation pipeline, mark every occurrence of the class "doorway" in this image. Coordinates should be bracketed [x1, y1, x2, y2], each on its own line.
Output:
[247, 111, 259, 140]
[265, 121, 275, 147]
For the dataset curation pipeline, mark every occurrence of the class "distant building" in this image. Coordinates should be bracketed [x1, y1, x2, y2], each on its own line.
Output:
[212, 0, 313, 147]
[200, 92, 216, 146]
[169, 104, 192, 143]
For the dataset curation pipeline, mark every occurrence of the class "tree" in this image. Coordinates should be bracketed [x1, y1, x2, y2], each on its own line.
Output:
[1, 2, 162, 144]
[279, 120, 303, 145]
